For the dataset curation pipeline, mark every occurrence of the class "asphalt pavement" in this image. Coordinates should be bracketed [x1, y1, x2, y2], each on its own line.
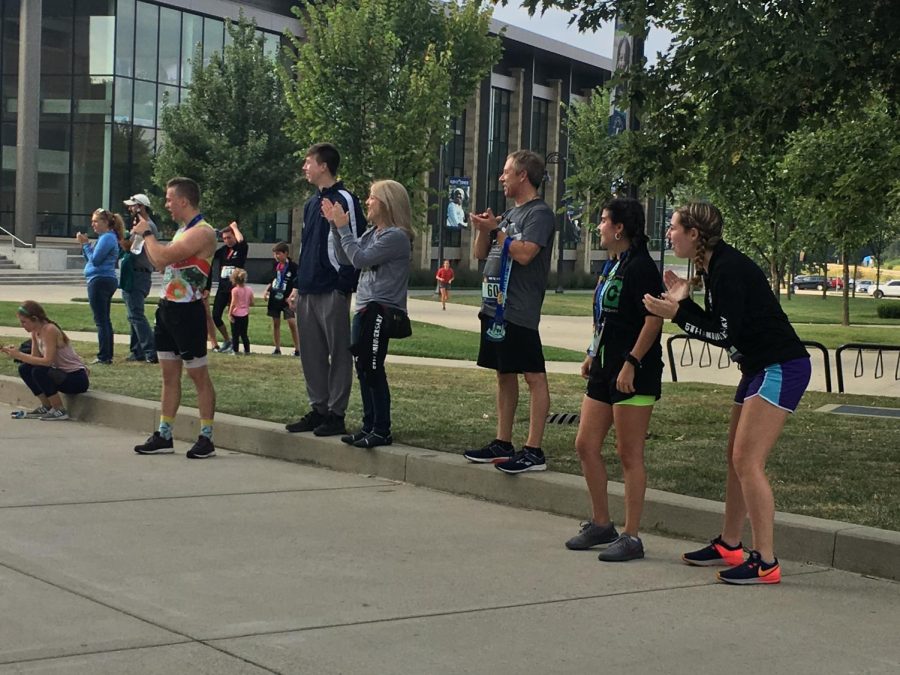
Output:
[1, 406, 899, 674]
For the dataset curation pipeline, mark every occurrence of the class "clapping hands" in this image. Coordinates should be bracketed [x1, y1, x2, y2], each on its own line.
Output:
[643, 270, 691, 319]
[321, 199, 349, 227]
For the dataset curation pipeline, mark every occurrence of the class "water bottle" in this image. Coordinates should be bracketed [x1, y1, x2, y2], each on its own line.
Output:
[130, 233, 144, 254]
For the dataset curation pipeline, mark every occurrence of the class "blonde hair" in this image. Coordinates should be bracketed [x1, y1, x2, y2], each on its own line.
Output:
[231, 268, 248, 286]
[675, 202, 724, 287]
[17, 300, 69, 345]
[370, 180, 414, 242]
[93, 208, 126, 241]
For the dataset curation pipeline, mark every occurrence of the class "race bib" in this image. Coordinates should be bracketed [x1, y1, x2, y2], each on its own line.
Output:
[482, 278, 500, 302]
[221, 265, 236, 279]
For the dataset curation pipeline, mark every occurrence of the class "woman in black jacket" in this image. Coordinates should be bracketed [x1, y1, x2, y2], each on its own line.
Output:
[644, 202, 811, 585]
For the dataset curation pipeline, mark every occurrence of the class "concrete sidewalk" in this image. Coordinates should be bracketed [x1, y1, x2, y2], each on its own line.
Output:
[1, 402, 899, 674]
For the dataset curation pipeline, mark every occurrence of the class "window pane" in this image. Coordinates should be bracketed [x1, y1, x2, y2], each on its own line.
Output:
[41, 75, 72, 120]
[486, 88, 510, 213]
[158, 84, 178, 119]
[2, 75, 17, 122]
[113, 75, 132, 122]
[115, 0, 135, 76]
[133, 79, 155, 126]
[180, 14, 203, 86]
[2, 1, 21, 76]
[73, 75, 113, 123]
[134, 125, 155, 158]
[71, 123, 111, 214]
[263, 33, 280, 60]
[134, 1, 158, 81]
[158, 7, 181, 84]
[109, 121, 131, 205]
[202, 17, 223, 66]
[38, 122, 70, 217]
[74, 0, 115, 77]
[41, 0, 73, 75]
[1, 122, 16, 213]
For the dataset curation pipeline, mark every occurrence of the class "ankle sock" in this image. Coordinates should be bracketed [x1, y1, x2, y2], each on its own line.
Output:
[200, 418, 214, 440]
[523, 445, 544, 457]
[158, 416, 174, 440]
[495, 439, 513, 450]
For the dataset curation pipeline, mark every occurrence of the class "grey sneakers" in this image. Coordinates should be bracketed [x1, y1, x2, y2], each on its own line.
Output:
[597, 534, 645, 562]
[565, 521, 620, 550]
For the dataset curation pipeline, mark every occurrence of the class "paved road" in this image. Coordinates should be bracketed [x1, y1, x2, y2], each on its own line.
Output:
[1, 406, 898, 674]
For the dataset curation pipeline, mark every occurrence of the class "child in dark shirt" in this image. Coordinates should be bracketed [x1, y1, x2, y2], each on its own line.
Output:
[263, 242, 300, 356]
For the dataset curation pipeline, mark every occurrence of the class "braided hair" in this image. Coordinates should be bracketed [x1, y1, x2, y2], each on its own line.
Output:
[675, 202, 723, 288]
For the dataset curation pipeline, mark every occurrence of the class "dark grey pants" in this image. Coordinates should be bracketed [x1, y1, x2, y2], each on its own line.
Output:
[296, 291, 353, 417]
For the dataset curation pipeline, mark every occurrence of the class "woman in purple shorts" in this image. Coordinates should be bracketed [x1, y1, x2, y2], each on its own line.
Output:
[644, 202, 811, 585]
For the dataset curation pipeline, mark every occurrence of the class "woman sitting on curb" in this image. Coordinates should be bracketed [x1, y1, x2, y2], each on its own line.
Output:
[1, 301, 90, 421]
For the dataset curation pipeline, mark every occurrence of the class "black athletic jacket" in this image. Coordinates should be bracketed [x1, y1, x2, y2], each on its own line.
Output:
[673, 241, 808, 374]
[296, 181, 367, 295]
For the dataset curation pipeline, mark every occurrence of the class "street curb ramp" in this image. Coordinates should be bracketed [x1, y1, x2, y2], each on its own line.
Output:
[2, 375, 896, 582]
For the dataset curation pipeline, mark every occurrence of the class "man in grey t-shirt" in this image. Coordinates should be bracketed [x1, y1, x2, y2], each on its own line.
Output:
[464, 150, 556, 474]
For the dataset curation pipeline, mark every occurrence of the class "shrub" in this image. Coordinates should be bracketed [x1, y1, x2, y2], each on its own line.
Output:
[876, 303, 900, 319]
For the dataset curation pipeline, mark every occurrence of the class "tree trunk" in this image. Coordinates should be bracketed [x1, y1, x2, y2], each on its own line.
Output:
[842, 252, 850, 326]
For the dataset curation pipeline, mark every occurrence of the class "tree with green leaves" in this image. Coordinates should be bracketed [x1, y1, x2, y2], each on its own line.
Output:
[154, 15, 300, 230]
[282, 0, 501, 223]
[522, 0, 899, 294]
[781, 91, 900, 325]
[563, 88, 618, 218]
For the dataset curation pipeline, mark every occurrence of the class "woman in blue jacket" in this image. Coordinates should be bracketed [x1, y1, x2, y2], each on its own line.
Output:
[77, 209, 124, 364]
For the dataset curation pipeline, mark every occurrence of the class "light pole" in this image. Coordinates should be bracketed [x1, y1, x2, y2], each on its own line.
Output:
[542, 152, 566, 293]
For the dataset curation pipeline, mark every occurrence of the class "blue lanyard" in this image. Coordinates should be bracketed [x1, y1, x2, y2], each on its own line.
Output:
[485, 237, 513, 342]
[185, 213, 204, 230]
[588, 255, 624, 356]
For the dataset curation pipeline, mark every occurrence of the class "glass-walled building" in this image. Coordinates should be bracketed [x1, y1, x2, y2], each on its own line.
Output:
[2, 1, 612, 278]
[1, 0, 292, 241]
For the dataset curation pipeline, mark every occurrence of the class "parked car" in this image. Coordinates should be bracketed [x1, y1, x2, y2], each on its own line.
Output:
[828, 277, 844, 290]
[855, 280, 874, 294]
[872, 280, 900, 299]
[793, 275, 828, 291]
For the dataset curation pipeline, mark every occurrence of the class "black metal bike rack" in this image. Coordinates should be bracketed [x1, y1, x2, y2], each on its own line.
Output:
[835, 343, 900, 393]
[666, 334, 833, 393]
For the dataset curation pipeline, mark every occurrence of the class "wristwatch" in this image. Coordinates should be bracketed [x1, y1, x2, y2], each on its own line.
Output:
[625, 353, 641, 368]
[489, 228, 501, 244]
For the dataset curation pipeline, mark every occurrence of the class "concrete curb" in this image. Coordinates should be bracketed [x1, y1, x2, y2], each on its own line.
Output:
[2, 375, 897, 582]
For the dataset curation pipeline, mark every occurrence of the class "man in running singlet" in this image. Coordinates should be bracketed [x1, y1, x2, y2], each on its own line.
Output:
[130, 177, 219, 459]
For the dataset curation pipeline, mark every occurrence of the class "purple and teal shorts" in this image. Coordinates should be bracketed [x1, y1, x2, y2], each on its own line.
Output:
[734, 357, 811, 413]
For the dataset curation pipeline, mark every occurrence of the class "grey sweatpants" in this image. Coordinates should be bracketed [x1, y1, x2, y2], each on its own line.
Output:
[296, 291, 353, 417]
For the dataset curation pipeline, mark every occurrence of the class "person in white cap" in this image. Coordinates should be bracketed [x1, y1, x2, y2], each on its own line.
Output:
[122, 193, 159, 363]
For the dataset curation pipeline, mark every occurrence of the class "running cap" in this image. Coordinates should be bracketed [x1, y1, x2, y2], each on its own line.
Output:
[124, 193, 151, 207]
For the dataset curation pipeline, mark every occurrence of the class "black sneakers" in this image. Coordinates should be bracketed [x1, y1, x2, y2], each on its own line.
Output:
[134, 432, 174, 455]
[285, 409, 325, 433]
[341, 429, 371, 445]
[597, 534, 645, 562]
[463, 439, 515, 463]
[313, 413, 346, 437]
[565, 521, 620, 550]
[186, 435, 216, 459]
[495, 447, 547, 474]
[353, 431, 393, 448]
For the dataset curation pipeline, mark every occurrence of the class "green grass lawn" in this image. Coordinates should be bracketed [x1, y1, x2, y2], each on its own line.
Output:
[1, 341, 897, 532]
[0, 301, 584, 363]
